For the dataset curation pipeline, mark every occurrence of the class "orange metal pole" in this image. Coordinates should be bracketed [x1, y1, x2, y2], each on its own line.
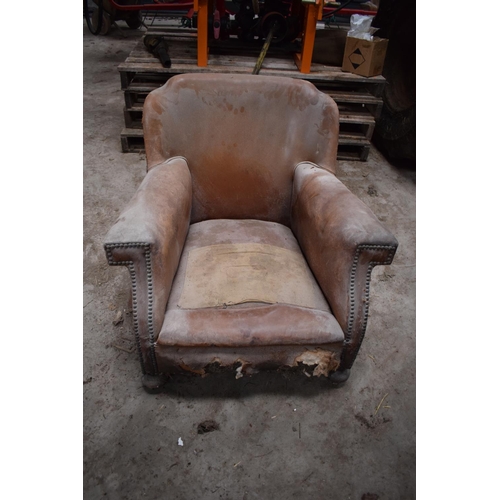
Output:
[293, 1, 322, 74]
[196, 0, 209, 66]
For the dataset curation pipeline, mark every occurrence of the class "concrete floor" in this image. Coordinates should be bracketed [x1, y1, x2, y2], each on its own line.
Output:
[83, 22, 416, 500]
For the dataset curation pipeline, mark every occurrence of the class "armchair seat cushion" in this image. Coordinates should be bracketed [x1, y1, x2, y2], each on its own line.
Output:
[157, 219, 345, 348]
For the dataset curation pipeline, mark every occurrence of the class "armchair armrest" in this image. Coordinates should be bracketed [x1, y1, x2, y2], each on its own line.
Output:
[104, 157, 192, 375]
[291, 162, 398, 370]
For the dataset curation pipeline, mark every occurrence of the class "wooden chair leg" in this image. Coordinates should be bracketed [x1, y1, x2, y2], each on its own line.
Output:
[329, 369, 351, 385]
[142, 373, 167, 393]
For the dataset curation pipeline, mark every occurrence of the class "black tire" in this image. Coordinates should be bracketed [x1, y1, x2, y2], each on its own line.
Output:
[372, 0, 416, 162]
[92, 8, 111, 35]
[84, 0, 103, 35]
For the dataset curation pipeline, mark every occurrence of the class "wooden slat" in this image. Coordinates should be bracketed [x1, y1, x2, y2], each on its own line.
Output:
[129, 48, 197, 58]
[322, 90, 383, 105]
[338, 136, 371, 146]
[119, 61, 385, 83]
[338, 112, 375, 125]
[118, 38, 386, 84]
[127, 104, 146, 112]
[126, 82, 163, 92]
[121, 128, 144, 138]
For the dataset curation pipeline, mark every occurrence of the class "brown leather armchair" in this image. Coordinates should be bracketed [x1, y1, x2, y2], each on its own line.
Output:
[104, 74, 398, 391]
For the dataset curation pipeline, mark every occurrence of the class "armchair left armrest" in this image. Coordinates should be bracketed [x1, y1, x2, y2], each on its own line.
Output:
[104, 157, 192, 375]
[291, 162, 398, 371]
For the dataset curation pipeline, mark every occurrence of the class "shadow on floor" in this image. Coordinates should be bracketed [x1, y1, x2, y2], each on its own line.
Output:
[151, 369, 346, 400]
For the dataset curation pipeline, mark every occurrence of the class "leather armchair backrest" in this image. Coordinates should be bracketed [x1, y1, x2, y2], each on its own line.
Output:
[143, 74, 339, 226]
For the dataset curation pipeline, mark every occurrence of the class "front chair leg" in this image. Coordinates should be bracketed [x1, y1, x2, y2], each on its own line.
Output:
[329, 369, 351, 385]
[142, 373, 167, 393]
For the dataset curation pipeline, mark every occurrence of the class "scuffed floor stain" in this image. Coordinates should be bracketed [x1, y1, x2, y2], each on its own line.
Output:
[197, 420, 220, 434]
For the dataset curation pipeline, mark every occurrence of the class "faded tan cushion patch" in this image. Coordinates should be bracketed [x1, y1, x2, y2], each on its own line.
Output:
[178, 243, 330, 311]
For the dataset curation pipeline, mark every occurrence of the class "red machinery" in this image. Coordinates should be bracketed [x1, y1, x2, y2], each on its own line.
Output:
[84, 0, 377, 73]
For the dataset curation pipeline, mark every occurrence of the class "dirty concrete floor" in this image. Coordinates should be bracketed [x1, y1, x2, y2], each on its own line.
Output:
[83, 22, 416, 500]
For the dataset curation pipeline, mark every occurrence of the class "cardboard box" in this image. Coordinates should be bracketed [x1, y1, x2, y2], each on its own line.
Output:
[342, 36, 389, 77]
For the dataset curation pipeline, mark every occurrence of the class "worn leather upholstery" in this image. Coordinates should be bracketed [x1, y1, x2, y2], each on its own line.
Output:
[142, 73, 339, 226]
[104, 74, 398, 383]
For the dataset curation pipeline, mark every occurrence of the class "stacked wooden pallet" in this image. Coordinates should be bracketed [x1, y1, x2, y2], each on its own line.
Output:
[118, 28, 385, 161]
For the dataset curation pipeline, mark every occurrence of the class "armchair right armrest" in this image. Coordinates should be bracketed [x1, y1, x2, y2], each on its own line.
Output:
[291, 162, 398, 370]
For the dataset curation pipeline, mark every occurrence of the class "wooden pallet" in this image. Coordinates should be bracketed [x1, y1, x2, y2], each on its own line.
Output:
[118, 29, 384, 161]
